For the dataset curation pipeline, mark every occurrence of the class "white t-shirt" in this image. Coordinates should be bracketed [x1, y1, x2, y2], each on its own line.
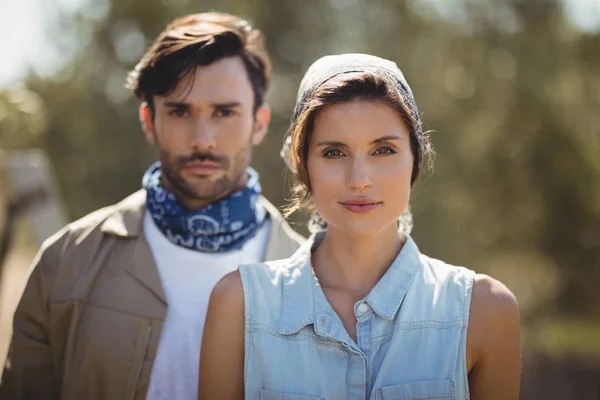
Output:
[144, 212, 270, 400]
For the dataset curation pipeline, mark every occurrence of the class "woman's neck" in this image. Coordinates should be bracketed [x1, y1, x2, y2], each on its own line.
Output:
[311, 224, 406, 297]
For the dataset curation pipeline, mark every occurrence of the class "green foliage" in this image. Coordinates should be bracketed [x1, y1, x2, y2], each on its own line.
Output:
[0, 87, 46, 150]
[533, 318, 600, 357]
[4, 0, 600, 335]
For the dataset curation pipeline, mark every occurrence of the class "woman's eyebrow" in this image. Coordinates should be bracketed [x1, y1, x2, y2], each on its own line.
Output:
[372, 135, 403, 144]
[314, 140, 347, 147]
[316, 135, 403, 147]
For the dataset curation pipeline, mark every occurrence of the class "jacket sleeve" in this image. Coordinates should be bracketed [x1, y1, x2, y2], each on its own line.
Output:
[0, 240, 61, 400]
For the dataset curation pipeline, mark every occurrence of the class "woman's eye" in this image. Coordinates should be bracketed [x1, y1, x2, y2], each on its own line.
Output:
[374, 146, 396, 156]
[323, 149, 345, 158]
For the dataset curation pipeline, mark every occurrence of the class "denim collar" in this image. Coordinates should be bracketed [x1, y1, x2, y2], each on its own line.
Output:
[279, 230, 421, 336]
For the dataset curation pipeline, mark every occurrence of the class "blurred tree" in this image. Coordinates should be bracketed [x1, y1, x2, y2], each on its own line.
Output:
[4, 0, 599, 342]
[0, 86, 45, 150]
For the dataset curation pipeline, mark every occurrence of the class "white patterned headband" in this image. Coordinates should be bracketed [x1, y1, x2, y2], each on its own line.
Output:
[280, 53, 423, 172]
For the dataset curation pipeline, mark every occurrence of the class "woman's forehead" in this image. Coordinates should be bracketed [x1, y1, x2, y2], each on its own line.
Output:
[310, 100, 410, 144]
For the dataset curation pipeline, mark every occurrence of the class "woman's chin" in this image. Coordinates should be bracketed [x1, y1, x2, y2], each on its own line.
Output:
[327, 220, 395, 239]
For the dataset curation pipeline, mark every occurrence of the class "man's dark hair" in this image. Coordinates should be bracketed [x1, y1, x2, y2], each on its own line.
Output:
[126, 12, 271, 114]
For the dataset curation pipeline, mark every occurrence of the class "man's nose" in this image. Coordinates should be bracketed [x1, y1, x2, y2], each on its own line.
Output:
[189, 119, 216, 150]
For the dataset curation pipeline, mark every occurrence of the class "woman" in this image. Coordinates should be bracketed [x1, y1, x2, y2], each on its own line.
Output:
[199, 54, 521, 399]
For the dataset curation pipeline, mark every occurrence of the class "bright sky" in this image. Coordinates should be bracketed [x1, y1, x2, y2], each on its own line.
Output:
[0, 0, 45, 86]
[0, 0, 599, 87]
[0, 0, 106, 86]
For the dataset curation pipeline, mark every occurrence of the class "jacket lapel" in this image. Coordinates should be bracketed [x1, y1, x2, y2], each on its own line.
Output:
[260, 197, 305, 261]
[125, 233, 168, 305]
[100, 191, 304, 304]
[101, 190, 167, 305]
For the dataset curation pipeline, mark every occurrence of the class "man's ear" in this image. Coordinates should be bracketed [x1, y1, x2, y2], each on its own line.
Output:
[139, 102, 156, 145]
[251, 104, 271, 145]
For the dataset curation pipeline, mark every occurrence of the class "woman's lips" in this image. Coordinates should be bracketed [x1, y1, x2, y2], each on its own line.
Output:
[339, 201, 382, 214]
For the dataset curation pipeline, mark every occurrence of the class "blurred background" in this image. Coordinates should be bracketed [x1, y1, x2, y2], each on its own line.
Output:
[1, 0, 599, 398]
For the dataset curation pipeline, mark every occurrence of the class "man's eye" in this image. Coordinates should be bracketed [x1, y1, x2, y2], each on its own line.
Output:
[169, 108, 188, 117]
[215, 108, 235, 118]
[323, 149, 345, 158]
[373, 146, 396, 156]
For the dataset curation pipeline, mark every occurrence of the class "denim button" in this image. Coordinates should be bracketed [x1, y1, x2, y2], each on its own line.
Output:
[358, 303, 369, 314]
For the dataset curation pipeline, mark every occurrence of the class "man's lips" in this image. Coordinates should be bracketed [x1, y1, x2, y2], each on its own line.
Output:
[183, 160, 221, 175]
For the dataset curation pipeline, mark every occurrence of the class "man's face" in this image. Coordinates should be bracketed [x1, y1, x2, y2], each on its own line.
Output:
[140, 56, 270, 210]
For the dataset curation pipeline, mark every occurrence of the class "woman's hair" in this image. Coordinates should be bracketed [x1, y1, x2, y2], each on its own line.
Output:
[284, 71, 434, 231]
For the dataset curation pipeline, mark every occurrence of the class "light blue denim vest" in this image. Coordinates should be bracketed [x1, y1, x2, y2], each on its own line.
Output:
[239, 231, 475, 400]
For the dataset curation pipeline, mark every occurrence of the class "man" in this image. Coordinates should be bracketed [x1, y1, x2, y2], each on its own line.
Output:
[0, 12, 304, 400]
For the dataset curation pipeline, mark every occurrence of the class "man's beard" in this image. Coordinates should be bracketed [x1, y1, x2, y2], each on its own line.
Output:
[159, 144, 251, 207]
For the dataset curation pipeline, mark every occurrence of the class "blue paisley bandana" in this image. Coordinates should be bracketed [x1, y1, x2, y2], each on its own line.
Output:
[142, 162, 267, 252]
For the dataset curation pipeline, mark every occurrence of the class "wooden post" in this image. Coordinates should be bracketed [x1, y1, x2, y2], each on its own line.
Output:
[0, 149, 68, 368]
[4, 149, 67, 247]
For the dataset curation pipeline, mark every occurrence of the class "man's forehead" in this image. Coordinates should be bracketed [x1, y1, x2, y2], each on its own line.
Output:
[157, 57, 253, 105]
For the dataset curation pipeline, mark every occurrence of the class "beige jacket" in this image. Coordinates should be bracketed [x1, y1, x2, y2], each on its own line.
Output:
[0, 190, 304, 400]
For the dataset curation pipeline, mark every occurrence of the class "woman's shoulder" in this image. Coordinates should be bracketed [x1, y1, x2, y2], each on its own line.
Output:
[208, 258, 301, 327]
[417, 253, 476, 289]
[206, 270, 245, 333]
[417, 254, 518, 314]
[236, 256, 312, 326]
[238, 255, 307, 288]
[399, 252, 478, 321]
[470, 274, 519, 321]
[466, 274, 520, 381]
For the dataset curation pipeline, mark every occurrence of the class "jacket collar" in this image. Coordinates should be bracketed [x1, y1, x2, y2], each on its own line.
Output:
[279, 231, 421, 336]
[100, 189, 303, 257]
[260, 195, 305, 261]
[100, 190, 146, 237]
[100, 189, 304, 307]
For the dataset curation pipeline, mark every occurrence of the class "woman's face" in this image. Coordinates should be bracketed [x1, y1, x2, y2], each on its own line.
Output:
[306, 99, 414, 237]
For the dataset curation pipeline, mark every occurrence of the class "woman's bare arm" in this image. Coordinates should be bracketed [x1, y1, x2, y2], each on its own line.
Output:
[467, 274, 521, 399]
[198, 271, 245, 400]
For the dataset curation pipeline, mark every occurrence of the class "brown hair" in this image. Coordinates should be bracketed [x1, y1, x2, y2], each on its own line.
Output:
[285, 72, 433, 219]
[126, 12, 271, 114]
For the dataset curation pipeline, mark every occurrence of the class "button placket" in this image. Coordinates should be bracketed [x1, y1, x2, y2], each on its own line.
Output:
[353, 302, 372, 398]
[358, 303, 369, 314]
[356, 306, 372, 356]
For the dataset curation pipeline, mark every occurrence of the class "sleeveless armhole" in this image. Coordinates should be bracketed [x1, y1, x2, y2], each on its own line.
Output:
[462, 268, 476, 400]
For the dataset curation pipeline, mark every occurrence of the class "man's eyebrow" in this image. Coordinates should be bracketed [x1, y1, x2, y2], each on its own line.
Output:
[163, 101, 190, 108]
[162, 102, 243, 109]
[213, 102, 242, 108]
